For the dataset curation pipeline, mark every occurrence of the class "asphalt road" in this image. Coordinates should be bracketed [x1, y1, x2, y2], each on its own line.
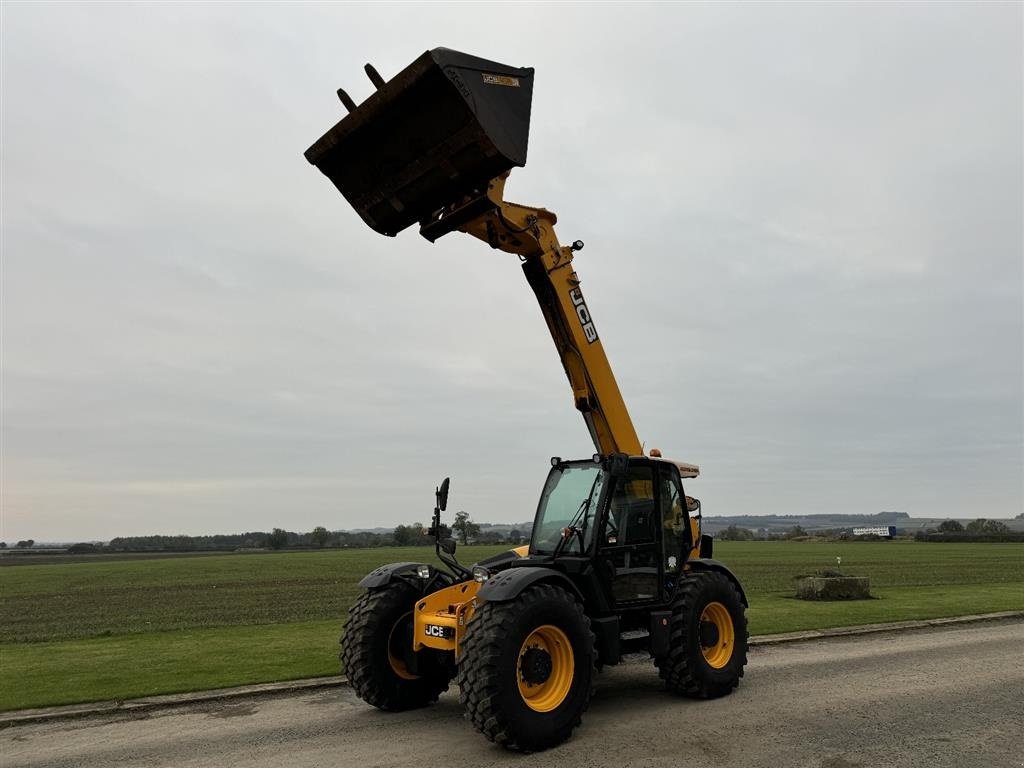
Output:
[3, 620, 1022, 768]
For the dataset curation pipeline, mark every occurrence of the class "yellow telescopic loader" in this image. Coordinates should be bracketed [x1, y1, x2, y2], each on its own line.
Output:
[304, 48, 748, 751]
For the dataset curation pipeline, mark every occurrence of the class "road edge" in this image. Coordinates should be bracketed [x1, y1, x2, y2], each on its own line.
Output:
[3, 609, 1020, 728]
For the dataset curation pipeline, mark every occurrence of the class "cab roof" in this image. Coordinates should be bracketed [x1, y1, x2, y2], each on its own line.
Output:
[654, 457, 700, 479]
[644, 450, 699, 478]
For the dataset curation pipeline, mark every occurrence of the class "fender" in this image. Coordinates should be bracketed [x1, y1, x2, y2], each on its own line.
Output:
[477, 566, 584, 603]
[472, 545, 529, 574]
[358, 562, 427, 589]
[686, 558, 748, 606]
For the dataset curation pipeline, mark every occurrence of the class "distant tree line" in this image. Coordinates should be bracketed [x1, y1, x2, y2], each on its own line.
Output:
[716, 512, 910, 526]
[0, 540, 37, 550]
[18, 514, 1016, 556]
[716, 525, 756, 541]
[915, 518, 1024, 543]
[82, 512, 526, 553]
[103, 527, 424, 552]
[713, 518, 1022, 543]
[716, 524, 861, 541]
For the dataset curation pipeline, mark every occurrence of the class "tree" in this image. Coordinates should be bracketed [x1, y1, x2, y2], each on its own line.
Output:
[476, 530, 504, 545]
[452, 511, 480, 545]
[784, 526, 807, 540]
[310, 526, 331, 548]
[937, 519, 964, 533]
[966, 519, 986, 534]
[507, 528, 525, 544]
[965, 519, 1010, 535]
[393, 524, 418, 546]
[0, 542, 6, 549]
[15, 540, 34, 549]
[718, 525, 754, 541]
[267, 528, 288, 550]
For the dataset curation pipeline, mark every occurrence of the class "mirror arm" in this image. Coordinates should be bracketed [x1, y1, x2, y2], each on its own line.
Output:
[431, 500, 472, 580]
[439, 547, 472, 580]
[431, 505, 445, 559]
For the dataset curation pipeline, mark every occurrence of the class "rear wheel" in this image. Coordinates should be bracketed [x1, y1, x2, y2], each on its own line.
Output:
[341, 579, 453, 710]
[457, 583, 596, 751]
[656, 571, 748, 698]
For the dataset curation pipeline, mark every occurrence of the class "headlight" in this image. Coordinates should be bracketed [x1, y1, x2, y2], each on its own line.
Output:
[416, 564, 431, 579]
[472, 566, 490, 583]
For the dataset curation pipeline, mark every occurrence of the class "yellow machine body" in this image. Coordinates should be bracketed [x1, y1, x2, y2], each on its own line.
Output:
[306, 48, 711, 650]
[413, 580, 481, 655]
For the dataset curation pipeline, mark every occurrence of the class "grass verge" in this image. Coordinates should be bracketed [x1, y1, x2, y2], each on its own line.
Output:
[746, 583, 1024, 634]
[3, 581, 1021, 711]
[0, 620, 340, 711]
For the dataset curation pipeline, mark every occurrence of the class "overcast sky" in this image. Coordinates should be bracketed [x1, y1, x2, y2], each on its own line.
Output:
[2, 2, 1021, 542]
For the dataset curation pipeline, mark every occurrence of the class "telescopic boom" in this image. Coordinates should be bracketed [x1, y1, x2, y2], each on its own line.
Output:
[305, 48, 646, 458]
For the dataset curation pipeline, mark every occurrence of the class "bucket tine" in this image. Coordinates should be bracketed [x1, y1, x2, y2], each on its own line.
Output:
[364, 63, 386, 90]
[336, 88, 357, 113]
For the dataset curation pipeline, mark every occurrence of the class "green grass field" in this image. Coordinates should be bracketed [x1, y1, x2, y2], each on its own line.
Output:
[1, 541, 1021, 711]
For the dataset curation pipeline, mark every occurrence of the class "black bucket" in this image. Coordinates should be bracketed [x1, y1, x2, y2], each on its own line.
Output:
[304, 48, 534, 237]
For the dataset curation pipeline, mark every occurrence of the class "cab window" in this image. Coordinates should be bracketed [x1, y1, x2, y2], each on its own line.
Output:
[658, 464, 690, 572]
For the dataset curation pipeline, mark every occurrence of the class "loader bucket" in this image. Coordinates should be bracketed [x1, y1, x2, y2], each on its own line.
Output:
[304, 48, 534, 237]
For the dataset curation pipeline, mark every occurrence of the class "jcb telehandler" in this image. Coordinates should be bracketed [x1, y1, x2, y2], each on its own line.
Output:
[304, 48, 748, 751]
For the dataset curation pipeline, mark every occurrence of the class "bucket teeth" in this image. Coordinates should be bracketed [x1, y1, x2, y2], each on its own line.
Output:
[336, 88, 357, 113]
[363, 63, 386, 90]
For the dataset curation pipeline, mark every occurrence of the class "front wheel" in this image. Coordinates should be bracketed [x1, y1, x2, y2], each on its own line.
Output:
[656, 571, 748, 698]
[341, 579, 453, 711]
[457, 584, 596, 751]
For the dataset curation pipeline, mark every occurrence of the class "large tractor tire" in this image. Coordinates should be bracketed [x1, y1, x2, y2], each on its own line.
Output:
[341, 580, 453, 711]
[657, 571, 748, 698]
[457, 583, 596, 752]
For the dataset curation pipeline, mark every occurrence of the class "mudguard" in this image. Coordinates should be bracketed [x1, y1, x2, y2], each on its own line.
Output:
[472, 545, 529, 573]
[686, 558, 748, 606]
[477, 566, 584, 603]
[358, 562, 426, 589]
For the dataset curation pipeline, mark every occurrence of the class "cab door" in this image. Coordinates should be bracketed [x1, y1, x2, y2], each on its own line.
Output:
[657, 463, 692, 591]
[599, 464, 660, 604]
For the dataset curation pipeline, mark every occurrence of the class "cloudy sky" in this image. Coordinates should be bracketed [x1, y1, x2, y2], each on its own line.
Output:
[2, 2, 1021, 542]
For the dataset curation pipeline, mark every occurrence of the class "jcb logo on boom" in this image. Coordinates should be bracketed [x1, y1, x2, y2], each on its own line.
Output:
[424, 624, 452, 639]
[569, 288, 599, 344]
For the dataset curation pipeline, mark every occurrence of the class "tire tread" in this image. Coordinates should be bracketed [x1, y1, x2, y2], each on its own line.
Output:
[341, 581, 451, 711]
[456, 584, 596, 751]
[656, 571, 748, 698]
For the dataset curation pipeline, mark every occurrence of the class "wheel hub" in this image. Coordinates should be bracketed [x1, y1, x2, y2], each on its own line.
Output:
[520, 646, 554, 686]
[386, 612, 420, 680]
[699, 619, 720, 648]
[698, 601, 735, 669]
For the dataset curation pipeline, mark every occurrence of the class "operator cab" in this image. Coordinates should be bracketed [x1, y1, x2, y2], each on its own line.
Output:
[528, 455, 701, 607]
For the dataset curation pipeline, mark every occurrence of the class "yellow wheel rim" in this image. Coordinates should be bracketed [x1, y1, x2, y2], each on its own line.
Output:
[386, 612, 419, 680]
[699, 602, 735, 669]
[517, 625, 574, 712]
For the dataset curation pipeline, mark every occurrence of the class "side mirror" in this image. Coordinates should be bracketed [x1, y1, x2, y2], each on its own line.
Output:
[437, 477, 450, 512]
[439, 537, 457, 555]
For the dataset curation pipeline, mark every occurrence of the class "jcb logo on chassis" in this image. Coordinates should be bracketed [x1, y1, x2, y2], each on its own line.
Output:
[424, 624, 454, 639]
[569, 288, 599, 344]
